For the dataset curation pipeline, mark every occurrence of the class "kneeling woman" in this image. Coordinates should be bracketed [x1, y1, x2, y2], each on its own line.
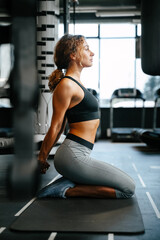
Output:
[38, 34, 135, 199]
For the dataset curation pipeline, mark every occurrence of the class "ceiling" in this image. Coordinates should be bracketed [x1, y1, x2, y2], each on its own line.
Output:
[60, 0, 141, 23]
[0, 0, 141, 24]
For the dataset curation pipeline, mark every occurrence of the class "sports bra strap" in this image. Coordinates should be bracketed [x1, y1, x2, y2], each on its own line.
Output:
[63, 76, 84, 89]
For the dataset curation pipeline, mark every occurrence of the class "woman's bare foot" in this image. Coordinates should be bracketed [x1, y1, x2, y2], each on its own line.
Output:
[65, 185, 116, 198]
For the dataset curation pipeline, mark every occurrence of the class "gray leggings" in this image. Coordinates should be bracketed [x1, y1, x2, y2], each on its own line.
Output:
[54, 135, 135, 198]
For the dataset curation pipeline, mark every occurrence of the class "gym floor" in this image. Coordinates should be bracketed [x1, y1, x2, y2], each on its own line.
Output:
[0, 140, 160, 240]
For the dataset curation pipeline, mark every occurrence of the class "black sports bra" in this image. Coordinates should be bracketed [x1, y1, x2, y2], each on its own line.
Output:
[64, 76, 100, 123]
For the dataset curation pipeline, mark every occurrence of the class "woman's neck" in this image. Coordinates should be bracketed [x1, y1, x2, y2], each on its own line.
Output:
[66, 62, 83, 81]
[65, 71, 82, 82]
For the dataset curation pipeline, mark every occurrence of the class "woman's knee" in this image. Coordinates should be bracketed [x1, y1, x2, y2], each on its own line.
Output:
[123, 188, 135, 198]
[116, 181, 136, 199]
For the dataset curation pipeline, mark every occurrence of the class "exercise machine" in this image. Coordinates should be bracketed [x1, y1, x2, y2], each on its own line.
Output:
[132, 88, 160, 148]
[0, 0, 40, 200]
[153, 88, 160, 133]
[110, 88, 145, 142]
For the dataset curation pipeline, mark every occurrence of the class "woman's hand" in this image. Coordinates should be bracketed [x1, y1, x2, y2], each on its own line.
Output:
[38, 159, 50, 174]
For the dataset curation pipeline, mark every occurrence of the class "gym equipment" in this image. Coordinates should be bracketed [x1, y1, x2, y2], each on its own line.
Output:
[0, 0, 61, 199]
[0, 89, 14, 154]
[132, 88, 160, 148]
[10, 196, 144, 234]
[136, 130, 160, 149]
[0, 25, 11, 44]
[153, 88, 160, 133]
[41, 89, 52, 133]
[141, 0, 160, 75]
[110, 88, 145, 142]
[4, 0, 40, 200]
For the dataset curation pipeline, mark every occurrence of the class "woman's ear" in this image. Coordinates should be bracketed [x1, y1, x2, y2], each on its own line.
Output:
[70, 53, 76, 60]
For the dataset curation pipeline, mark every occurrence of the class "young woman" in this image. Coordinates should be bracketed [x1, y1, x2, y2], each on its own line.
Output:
[38, 34, 135, 199]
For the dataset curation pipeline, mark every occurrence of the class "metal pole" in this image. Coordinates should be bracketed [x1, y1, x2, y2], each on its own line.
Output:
[63, 0, 70, 34]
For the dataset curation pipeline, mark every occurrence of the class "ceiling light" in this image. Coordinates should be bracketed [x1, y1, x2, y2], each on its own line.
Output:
[96, 10, 141, 17]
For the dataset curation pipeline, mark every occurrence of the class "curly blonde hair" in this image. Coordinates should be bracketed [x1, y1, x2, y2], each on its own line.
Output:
[48, 34, 85, 92]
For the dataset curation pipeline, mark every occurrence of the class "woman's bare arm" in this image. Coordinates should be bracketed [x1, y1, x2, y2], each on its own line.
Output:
[54, 116, 67, 145]
[38, 80, 72, 173]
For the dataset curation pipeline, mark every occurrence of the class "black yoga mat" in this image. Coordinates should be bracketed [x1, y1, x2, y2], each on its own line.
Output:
[10, 196, 144, 234]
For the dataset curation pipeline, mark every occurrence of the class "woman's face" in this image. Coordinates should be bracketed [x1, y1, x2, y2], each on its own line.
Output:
[78, 40, 94, 68]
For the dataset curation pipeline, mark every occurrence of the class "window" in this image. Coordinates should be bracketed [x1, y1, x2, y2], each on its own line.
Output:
[100, 24, 135, 38]
[100, 38, 135, 99]
[69, 23, 98, 37]
[0, 43, 12, 107]
[0, 44, 12, 88]
[58, 24, 98, 38]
